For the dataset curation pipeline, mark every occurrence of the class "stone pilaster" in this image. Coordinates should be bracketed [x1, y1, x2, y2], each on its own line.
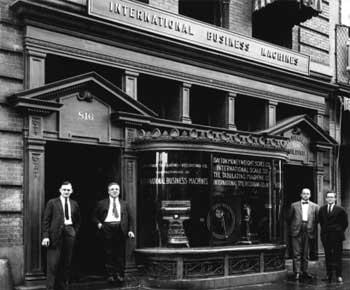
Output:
[122, 153, 138, 274]
[316, 112, 324, 129]
[265, 100, 277, 129]
[179, 83, 192, 124]
[226, 92, 237, 130]
[24, 114, 46, 281]
[25, 50, 46, 89]
[122, 70, 139, 100]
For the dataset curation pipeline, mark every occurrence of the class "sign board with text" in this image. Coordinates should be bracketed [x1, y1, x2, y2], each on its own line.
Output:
[283, 128, 314, 164]
[59, 92, 111, 143]
[212, 155, 272, 190]
[88, 0, 310, 75]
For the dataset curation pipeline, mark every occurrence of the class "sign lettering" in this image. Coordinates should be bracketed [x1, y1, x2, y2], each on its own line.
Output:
[78, 112, 95, 121]
[212, 156, 271, 188]
[89, 0, 310, 75]
[142, 162, 209, 185]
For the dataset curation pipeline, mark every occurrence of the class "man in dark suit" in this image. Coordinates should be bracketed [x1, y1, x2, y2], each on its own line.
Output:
[288, 188, 319, 281]
[93, 182, 135, 283]
[42, 181, 81, 290]
[319, 191, 348, 283]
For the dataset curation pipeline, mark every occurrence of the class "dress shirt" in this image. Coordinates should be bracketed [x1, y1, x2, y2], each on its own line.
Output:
[60, 196, 73, 225]
[328, 204, 334, 214]
[104, 197, 121, 222]
[301, 200, 309, 222]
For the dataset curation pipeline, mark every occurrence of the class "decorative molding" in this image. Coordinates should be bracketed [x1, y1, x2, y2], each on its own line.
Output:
[183, 258, 224, 278]
[134, 127, 288, 151]
[127, 160, 134, 183]
[30, 116, 42, 137]
[25, 38, 327, 112]
[77, 90, 93, 102]
[143, 260, 177, 279]
[264, 252, 285, 272]
[31, 153, 42, 179]
[228, 254, 260, 275]
[126, 127, 137, 147]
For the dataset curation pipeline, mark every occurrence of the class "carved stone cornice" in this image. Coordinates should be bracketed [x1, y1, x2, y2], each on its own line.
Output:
[8, 96, 62, 115]
[113, 110, 288, 152]
[133, 127, 288, 152]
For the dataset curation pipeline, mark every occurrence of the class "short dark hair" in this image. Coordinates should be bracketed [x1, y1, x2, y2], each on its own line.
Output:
[301, 188, 311, 194]
[326, 191, 337, 198]
[107, 182, 119, 190]
[60, 181, 72, 187]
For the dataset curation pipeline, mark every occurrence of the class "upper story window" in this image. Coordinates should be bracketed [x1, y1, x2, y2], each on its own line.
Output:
[179, 0, 222, 26]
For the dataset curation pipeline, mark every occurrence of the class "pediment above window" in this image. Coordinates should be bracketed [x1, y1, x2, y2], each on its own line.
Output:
[259, 114, 336, 164]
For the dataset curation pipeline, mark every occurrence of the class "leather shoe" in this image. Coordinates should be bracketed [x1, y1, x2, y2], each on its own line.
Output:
[294, 273, 300, 281]
[302, 272, 313, 279]
[337, 276, 343, 283]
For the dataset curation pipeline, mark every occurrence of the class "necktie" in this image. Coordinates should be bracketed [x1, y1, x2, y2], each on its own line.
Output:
[64, 197, 69, 220]
[113, 198, 119, 219]
[302, 201, 308, 204]
[328, 205, 332, 214]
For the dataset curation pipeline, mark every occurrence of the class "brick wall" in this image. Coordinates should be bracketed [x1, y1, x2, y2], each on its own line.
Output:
[149, 0, 178, 13]
[0, 1, 25, 284]
[294, 1, 331, 65]
[229, 0, 252, 36]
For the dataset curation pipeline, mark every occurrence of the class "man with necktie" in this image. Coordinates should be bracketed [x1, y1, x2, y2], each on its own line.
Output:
[42, 181, 81, 290]
[93, 182, 135, 283]
[318, 191, 348, 283]
[288, 188, 319, 281]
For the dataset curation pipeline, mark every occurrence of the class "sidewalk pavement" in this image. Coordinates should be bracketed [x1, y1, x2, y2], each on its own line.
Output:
[229, 258, 350, 290]
[17, 258, 350, 290]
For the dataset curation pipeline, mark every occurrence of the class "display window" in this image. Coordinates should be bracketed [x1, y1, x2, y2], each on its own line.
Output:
[138, 150, 284, 248]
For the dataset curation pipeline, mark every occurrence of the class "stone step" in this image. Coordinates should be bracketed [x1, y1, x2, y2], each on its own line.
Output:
[15, 279, 140, 290]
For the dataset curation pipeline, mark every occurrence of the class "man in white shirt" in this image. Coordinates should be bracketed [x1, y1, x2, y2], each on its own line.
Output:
[288, 188, 319, 281]
[42, 181, 81, 290]
[93, 182, 135, 284]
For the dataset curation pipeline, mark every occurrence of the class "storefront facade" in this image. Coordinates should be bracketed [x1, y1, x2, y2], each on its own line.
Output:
[0, 0, 344, 289]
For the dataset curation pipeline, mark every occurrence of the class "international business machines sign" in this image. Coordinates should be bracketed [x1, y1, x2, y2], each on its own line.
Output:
[89, 0, 310, 75]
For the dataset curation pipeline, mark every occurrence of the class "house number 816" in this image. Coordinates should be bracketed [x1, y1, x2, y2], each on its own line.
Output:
[78, 112, 95, 121]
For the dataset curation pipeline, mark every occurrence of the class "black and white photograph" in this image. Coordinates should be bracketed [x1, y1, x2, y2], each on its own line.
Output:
[0, 0, 349, 289]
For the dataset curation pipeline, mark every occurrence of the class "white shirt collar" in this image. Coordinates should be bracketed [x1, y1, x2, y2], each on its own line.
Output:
[60, 195, 69, 202]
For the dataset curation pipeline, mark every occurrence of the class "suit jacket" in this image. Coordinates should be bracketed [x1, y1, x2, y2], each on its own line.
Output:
[42, 197, 81, 247]
[318, 204, 348, 242]
[93, 198, 134, 237]
[288, 200, 319, 238]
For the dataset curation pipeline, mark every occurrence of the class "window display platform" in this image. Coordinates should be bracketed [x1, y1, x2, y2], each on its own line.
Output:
[135, 244, 287, 289]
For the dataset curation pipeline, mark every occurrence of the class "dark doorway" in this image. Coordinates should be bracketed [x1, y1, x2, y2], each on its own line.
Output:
[45, 142, 121, 281]
[284, 164, 316, 259]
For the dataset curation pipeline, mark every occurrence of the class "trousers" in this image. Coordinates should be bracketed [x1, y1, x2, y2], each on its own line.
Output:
[101, 222, 125, 277]
[46, 225, 76, 290]
[292, 222, 310, 273]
